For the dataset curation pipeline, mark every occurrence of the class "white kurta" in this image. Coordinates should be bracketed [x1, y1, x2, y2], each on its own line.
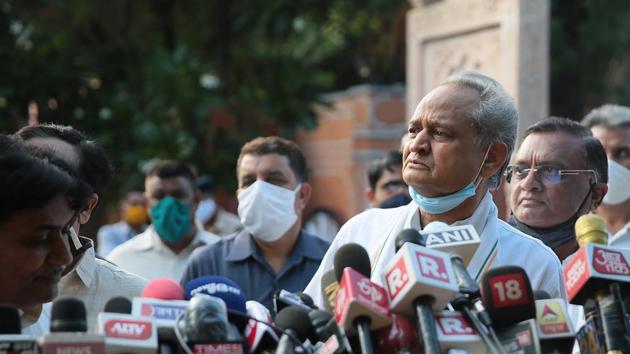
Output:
[304, 193, 566, 309]
[608, 219, 630, 249]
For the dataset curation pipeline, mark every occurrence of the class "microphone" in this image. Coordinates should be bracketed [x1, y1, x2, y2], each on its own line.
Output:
[274, 289, 314, 314]
[0, 305, 39, 354]
[534, 297, 576, 353]
[142, 278, 185, 300]
[275, 306, 315, 354]
[133, 282, 189, 354]
[564, 214, 630, 352]
[321, 270, 339, 313]
[104, 297, 133, 314]
[383, 232, 458, 354]
[183, 276, 248, 333]
[480, 266, 536, 329]
[183, 294, 246, 354]
[98, 297, 158, 354]
[434, 310, 485, 353]
[533, 291, 551, 300]
[309, 309, 351, 354]
[334, 243, 391, 354]
[41, 297, 106, 354]
[374, 314, 421, 354]
[245, 300, 280, 354]
[480, 266, 538, 353]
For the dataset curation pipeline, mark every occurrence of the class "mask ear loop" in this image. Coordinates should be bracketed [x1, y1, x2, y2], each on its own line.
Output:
[472, 145, 492, 189]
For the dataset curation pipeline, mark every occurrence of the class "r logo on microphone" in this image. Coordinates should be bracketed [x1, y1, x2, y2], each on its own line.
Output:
[488, 273, 529, 308]
[385, 258, 410, 300]
[415, 250, 449, 283]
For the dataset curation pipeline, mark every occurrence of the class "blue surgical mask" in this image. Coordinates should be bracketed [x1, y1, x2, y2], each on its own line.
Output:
[409, 147, 490, 214]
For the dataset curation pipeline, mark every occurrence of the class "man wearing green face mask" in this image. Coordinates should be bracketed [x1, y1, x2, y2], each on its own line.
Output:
[107, 160, 220, 281]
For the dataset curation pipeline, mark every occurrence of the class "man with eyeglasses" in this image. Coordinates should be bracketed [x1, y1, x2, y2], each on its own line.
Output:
[583, 104, 630, 248]
[508, 117, 608, 261]
[366, 150, 410, 208]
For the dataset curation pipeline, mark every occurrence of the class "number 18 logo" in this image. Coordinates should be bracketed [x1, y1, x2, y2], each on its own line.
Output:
[489, 273, 529, 308]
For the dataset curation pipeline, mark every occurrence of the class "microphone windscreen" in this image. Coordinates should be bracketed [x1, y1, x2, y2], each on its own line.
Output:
[296, 292, 316, 309]
[185, 294, 228, 342]
[184, 276, 248, 332]
[275, 306, 314, 342]
[533, 290, 551, 300]
[320, 270, 338, 312]
[423, 221, 449, 231]
[333, 243, 371, 282]
[394, 228, 425, 252]
[480, 266, 535, 329]
[141, 277, 184, 300]
[0, 305, 20, 334]
[51, 297, 87, 332]
[103, 296, 132, 314]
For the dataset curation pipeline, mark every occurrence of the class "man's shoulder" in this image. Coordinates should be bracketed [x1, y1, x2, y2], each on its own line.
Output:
[93, 258, 148, 291]
[190, 232, 240, 260]
[106, 230, 152, 260]
[300, 230, 331, 256]
[497, 219, 560, 262]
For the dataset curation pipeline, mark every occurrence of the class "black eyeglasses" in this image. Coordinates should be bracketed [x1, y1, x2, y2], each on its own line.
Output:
[505, 165, 597, 185]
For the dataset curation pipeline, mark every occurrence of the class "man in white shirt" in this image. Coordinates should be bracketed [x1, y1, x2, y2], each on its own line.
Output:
[108, 160, 220, 281]
[304, 71, 565, 308]
[583, 104, 630, 247]
[16, 124, 148, 332]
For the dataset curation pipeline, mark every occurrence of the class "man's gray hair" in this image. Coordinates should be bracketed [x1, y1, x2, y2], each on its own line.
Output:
[440, 71, 518, 189]
[582, 104, 630, 128]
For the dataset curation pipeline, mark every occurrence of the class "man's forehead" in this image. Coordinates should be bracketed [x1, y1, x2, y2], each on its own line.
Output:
[411, 85, 480, 123]
[515, 132, 585, 164]
[239, 153, 293, 175]
[145, 175, 194, 192]
[26, 137, 80, 168]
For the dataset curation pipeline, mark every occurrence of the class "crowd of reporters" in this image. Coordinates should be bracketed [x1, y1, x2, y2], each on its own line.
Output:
[4, 71, 630, 353]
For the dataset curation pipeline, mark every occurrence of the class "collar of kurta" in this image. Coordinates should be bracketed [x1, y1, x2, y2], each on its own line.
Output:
[225, 229, 323, 263]
[370, 192, 499, 285]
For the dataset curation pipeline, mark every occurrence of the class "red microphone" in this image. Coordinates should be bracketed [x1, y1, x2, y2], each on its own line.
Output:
[374, 314, 421, 354]
[333, 243, 391, 354]
[141, 278, 185, 300]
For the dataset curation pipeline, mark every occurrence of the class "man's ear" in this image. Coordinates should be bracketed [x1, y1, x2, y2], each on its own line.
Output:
[366, 188, 376, 206]
[78, 193, 99, 225]
[481, 143, 509, 179]
[295, 183, 312, 213]
[590, 183, 608, 210]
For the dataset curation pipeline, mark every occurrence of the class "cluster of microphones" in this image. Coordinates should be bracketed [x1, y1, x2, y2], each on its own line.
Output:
[2, 216, 630, 353]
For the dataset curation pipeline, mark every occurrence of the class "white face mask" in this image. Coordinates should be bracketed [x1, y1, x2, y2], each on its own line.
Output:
[603, 159, 630, 205]
[195, 198, 217, 224]
[237, 180, 301, 242]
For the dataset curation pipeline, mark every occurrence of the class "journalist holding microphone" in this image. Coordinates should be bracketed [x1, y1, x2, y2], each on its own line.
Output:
[305, 71, 566, 307]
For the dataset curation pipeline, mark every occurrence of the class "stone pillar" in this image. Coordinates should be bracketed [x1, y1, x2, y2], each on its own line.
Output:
[406, 0, 549, 144]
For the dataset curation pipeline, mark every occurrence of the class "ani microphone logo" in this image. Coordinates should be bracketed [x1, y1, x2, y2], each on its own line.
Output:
[592, 247, 630, 275]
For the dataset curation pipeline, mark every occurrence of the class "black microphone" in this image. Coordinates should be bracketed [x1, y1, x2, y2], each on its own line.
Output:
[0, 305, 40, 354]
[275, 306, 315, 354]
[42, 297, 106, 353]
[480, 266, 538, 353]
[104, 296, 133, 314]
[309, 309, 351, 354]
[0, 305, 20, 334]
[533, 291, 551, 300]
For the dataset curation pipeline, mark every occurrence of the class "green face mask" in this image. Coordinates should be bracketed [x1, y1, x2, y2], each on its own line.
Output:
[150, 196, 192, 244]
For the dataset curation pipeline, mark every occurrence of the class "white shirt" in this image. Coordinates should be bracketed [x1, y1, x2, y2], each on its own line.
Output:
[304, 193, 566, 309]
[21, 303, 51, 335]
[107, 226, 220, 281]
[608, 219, 630, 248]
[59, 244, 148, 332]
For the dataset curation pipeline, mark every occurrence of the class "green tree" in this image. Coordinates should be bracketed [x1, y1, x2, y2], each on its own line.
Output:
[0, 0, 407, 195]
